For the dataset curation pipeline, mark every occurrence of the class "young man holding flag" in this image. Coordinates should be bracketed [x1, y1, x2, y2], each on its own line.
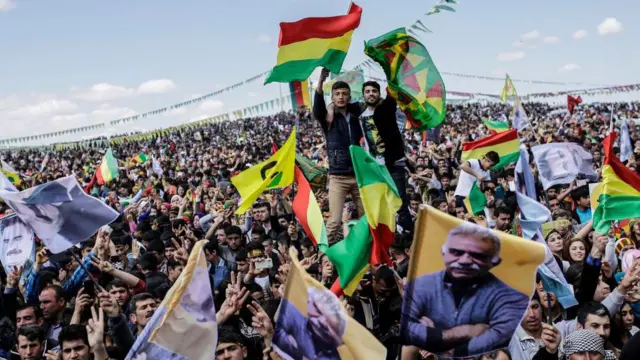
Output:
[313, 68, 365, 244]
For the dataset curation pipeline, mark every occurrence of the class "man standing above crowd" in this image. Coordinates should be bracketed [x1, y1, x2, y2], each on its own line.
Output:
[313, 68, 364, 244]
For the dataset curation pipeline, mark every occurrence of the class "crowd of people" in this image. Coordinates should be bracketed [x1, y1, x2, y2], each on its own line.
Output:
[1, 72, 640, 360]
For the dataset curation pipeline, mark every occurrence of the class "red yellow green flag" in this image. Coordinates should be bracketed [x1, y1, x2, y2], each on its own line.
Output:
[594, 132, 640, 233]
[364, 27, 446, 131]
[96, 149, 119, 185]
[264, 3, 362, 84]
[292, 167, 328, 251]
[289, 80, 311, 110]
[461, 129, 520, 170]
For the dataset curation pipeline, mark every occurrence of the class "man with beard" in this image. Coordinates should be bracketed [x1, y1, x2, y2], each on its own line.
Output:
[129, 293, 158, 336]
[336, 80, 411, 231]
[401, 223, 528, 357]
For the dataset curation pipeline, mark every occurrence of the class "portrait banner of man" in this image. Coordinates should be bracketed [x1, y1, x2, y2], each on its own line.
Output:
[400, 205, 545, 358]
[0, 214, 35, 274]
[272, 249, 386, 360]
[0, 175, 119, 254]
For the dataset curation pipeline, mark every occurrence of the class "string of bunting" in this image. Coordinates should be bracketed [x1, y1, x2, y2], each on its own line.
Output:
[9, 92, 298, 151]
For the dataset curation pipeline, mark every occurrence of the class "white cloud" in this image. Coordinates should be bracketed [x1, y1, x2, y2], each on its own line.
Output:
[257, 34, 272, 43]
[74, 83, 136, 102]
[138, 79, 176, 94]
[198, 99, 225, 111]
[492, 69, 507, 76]
[572, 29, 588, 40]
[521, 30, 540, 40]
[543, 36, 560, 44]
[0, 94, 22, 111]
[559, 63, 581, 72]
[8, 99, 78, 117]
[598, 18, 622, 35]
[248, 92, 258, 97]
[512, 41, 523, 48]
[497, 51, 525, 62]
[0, 0, 16, 12]
[51, 104, 138, 127]
[73, 78, 176, 101]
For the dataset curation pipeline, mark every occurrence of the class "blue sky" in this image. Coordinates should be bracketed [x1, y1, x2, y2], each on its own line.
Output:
[0, 0, 637, 144]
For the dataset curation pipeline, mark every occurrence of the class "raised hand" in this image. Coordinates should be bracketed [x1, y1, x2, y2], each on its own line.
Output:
[86, 307, 106, 352]
[98, 291, 121, 318]
[540, 323, 560, 354]
[90, 256, 114, 274]
[247, 301, 274, 340]
[6, 266, 23, 289]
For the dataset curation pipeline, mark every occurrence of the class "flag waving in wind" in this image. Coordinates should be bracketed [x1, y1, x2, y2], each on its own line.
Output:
[293, 167, 328, 251]
[264, 3, 362, 84]
[0, 176, 119, 253]
[232, 127, 297, 214]
[364, 28, 446, 131]
[126, 240, 217, 360]
[500, 74, 517, 102]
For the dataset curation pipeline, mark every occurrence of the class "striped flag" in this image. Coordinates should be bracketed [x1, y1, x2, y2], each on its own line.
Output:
[292, 167, 328, 251]
[594, 132, 640, 234]
[133, 152, 149, 164]
[264, 3, 362, 84]
[289, 79, 311, 111]
[461, 129, 520, 170]
[482, 119, 509, 134]
[96, 149, 119, 185]
[500, 74, 517, 102]
[463, 183, 486, 215]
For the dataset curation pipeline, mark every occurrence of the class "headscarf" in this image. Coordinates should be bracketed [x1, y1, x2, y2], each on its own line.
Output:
[563, 330, 605, 357]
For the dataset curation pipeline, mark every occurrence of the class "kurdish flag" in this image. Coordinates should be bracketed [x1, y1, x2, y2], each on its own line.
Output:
[264, 3, 362, 84]
[350, 145, 401, 265]
[96, 149, 119, 185]
[593, 132, 640, 234]
[293, 167, 328, 251]
[232, 127, 296, 214]
[501, 74, 517, 102]
[461, 129, 520, 170]
[364, 28, 446, 131]
[483, 119, 510, 134]
[289, 79, 312, 110]
[0, 169, 21, 187]
[326, 215, 373, 296]
[273, 248, 386, 360]
[464, 182, 486, 215]
[133, 152, 149, 164]
[125, 240, 217, 360]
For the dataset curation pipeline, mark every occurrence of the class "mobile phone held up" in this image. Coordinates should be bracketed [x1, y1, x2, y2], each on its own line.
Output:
[82, 279, 96, 298]
[255, 258, 273, 271]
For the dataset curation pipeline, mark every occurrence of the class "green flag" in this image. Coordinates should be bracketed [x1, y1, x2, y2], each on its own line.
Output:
[483, 119, 510, 133]
[364, 28, 446, 131]
[325, 216, 372, 296]
[463, 182, 487, 215]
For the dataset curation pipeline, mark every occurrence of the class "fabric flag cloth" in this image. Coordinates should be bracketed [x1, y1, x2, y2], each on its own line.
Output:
[0, 171, 18, 193]
[96, 149, 119, 185]
[151, 156, 164, 178]
[1, 160, 15, 173]
[500, 74, 517, 102]
[273, 248, 386, 360]
[464, 182, 486, 215]
[620, 118, 633, 162]
[531, 142, 597, 190]
[326, 216, 372, 296]
[593, 132, 640, 234]
[516, 192, 551, 240]
[133, 152, 149, 164]
[0, 168, 21, 187]
[401, 206, 545, 357]
[295, 153, 328, 190]
[567, 95, 583, 114]
[349, 146, 401, 266]
[515, 145, 537, 199]
[0, 175, 119, 254]
[125, 240, 217, 360]
[39, 154, 50, 172]
[461, 129, 520, 170]
[537, 264, 578, 309]
[264, 3, 362, 84]
[512, 95, 529, 131]
[289, 79, 312, 110]
[483, 119, 509, 134]
[293, 167, 328, 252]
[364, 28, 446, 131]
[232, 127, 297, 214]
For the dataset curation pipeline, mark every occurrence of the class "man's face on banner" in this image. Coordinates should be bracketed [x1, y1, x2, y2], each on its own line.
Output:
[443, 234, 497, 280]
[2, 218, 33, 266]
[12, 203, 63, 240]
[307, 287, 344, 348]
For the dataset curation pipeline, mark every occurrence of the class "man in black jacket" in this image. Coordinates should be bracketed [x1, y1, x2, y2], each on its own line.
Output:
[350, 81, 411, 231]
[313, 69, 364, 244]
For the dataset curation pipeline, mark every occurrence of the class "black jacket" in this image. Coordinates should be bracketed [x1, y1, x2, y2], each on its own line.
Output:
[313, 91, 363, 175]
[350, 96, 405, 166]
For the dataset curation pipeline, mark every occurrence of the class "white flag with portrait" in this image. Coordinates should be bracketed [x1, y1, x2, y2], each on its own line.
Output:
[0, 175, 119, 254]
[0, 215, 36, 274]
[531, 142, 598, 190]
